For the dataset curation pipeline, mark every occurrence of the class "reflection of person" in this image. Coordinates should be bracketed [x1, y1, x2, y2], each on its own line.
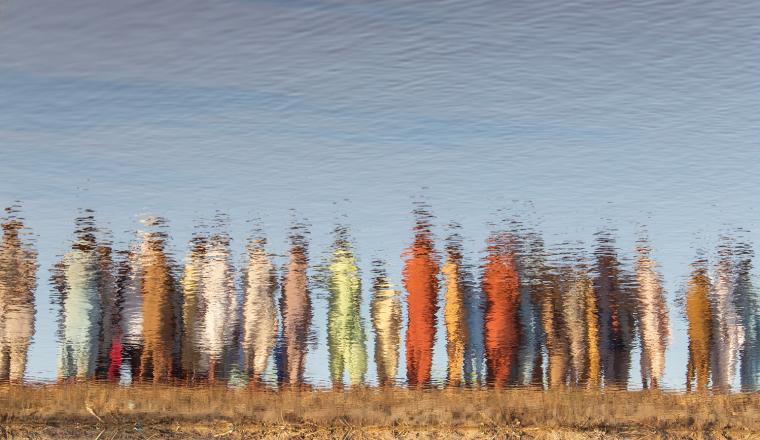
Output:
[710, 246, 744, 392]
[403, 214, 438, 387]
[594, 234, 635, 389]
[686, 262, 712, 392]
[120, 242, 145, 382]
[442, 238, 467, 387]
[515, 237, 544, 387]
[279, 233, 311, 387]
[241, 238, 278, 385]
[139, 227, 178, 383]
[542, 271, 568, 389]
[371, 262, 400, 387]
[735, 243, 759, 391]
[95, 244, 116, 380]
[563, 271, 591, 386]
[326, 231, 366, 388]
[635, 244, 670, 389]
[0, 215, 36, 383]
[54, 216, 101, 381]
[180, 235, 205, 381]
[198, 233, 237, 383]
[463, 260, 485, 387]
[482, 233, 520, 388]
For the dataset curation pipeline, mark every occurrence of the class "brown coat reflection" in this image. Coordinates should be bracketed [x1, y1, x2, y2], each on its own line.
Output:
[540, 270, 568, 389]
[95, 244, 117, 380]
[585, 276, 601, 389]
[686, 262, 712, 392]
[139, 229, 178, 382]
[594, 235, 635, 389]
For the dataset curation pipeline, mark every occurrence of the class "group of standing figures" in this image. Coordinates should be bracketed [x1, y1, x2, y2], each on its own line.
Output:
[0, 206, 759, 391]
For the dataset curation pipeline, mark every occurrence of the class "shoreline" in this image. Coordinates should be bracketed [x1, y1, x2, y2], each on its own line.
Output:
[2, 384, 759, 438]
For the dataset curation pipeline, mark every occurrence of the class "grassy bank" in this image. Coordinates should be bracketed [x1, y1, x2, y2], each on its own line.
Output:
[1, 384, 759, 438]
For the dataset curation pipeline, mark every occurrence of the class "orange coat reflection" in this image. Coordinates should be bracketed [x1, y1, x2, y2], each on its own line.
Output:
[403, 229, 438, 387]
[482, 234, 520, 387]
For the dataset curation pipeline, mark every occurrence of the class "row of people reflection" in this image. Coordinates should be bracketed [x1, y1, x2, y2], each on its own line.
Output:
[0, 207, 758, 391]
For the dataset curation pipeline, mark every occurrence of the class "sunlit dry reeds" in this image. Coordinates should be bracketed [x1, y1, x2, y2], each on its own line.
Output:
[3, 384, 760, 439]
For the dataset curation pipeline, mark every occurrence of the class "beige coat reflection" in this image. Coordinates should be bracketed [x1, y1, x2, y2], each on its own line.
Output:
[0, 219, 36, 383]
[635, 246, 669, 389]
[370, 265, 401, 387]
[241, 240, 278, 383]
[563, 271, 591, 387]
[710, 250, 744, 391]
[198, 235, 238, 381]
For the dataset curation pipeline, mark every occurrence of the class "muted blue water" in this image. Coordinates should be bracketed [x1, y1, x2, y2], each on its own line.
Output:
[1, 0, 759, 389]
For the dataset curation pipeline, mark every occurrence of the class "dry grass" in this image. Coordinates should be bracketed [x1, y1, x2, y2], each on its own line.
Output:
[1, 384, 759, 438]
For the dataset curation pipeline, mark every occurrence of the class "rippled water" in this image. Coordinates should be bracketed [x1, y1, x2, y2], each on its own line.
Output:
[1, 204, 759, 391]
[1, 0, 759, 391]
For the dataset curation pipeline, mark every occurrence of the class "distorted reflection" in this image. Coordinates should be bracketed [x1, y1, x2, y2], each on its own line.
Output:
[0, 206, 36, 384]
[0, 206, 754, 391]
[402, 206, 439, 388]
